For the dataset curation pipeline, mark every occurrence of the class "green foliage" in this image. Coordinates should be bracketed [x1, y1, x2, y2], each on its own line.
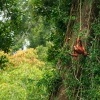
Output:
[81, 38, 100, 99]
[0, 21, 14, 52]
[63, 16, 100, 99]
[57, 47, 71, 66]
[92, 22, 100, 36]
[0, 0, 27, 52]
[0, 83, 26, 100]
[23, 1, 100, 100]
[0, 0, 100, 100]
[36, 45, 48, 61]
[28, 17, 50, 48]
[0, 48, 56, 100]
[0, 51, 9, 69]
[28, 0, 73, 62]
[37, 66, 61, 95]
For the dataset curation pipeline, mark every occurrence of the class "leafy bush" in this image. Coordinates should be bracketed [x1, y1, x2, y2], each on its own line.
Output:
[0, 48, 56, 100]
[36, 45, 48, 61]
[0, 51, 9, 69]
[9, 48, 44, 66]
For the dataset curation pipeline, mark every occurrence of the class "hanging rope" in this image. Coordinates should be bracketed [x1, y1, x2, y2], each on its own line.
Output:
[80, 0, 82, 31]
[78, 0, 82, 39]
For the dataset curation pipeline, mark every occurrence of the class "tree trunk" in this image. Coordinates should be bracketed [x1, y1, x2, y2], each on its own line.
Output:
[49, 0, 96, 100]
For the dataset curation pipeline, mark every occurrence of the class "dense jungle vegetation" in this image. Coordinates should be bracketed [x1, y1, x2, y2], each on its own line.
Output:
[0, 0, 100, 100]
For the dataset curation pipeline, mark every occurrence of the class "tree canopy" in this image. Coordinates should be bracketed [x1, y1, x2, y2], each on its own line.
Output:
[0, 0, 100, 100]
